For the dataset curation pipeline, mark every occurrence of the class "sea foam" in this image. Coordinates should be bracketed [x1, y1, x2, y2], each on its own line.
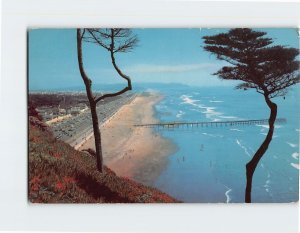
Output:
[260, 133, 278, 138]
[290, 163, 299, 170]
[219, 115, 238, 119]
[176, 110, 185, 118]
[202, 132, 224, 138]
[286, 142, 298, 148]
[291, 152, 299, 160]
[236, 139, 252, 157]
[223, 185, 232, 203]
[230, 128, 244, 132]
[209, 100, 224, 103]
[256, 124, 283, 129]
[180, 95, 200, 107]
[180, 95, 223, 120]
[201, 107, 223, 120]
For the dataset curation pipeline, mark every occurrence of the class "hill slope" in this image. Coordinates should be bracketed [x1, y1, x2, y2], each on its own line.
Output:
[29, 119, 178, 203]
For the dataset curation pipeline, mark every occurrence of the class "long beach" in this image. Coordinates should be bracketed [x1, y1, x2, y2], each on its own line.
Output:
[79, 92, 177, 185]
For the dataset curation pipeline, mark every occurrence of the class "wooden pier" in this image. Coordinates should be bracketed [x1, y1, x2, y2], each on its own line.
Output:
[134, 118, 287, 129]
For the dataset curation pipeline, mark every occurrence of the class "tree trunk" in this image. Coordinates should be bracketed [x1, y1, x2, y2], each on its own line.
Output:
[245, 93, 277, 202]
[89, 101, 103, 172]
[77, 29, 103, 172]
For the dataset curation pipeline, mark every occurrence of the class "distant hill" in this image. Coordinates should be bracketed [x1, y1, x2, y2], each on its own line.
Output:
[29, 82, 191, 93]
[28, 116, 178, 203]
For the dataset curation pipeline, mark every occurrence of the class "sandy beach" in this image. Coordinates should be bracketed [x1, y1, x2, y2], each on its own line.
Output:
[79, 92, 177, 186]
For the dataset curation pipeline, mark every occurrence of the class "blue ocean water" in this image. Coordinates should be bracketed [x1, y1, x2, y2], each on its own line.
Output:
[150, 85, 299, 203]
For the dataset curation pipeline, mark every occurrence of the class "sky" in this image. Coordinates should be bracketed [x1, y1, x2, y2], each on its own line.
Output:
[28, 28, 299, 91]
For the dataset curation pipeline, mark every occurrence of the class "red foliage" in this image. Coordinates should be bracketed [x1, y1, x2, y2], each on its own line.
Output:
[28, 123, 179, 203]
[30, 136, 39, 143]
[30, 176, 41, 191]
[54, 176, 76, 192]
[55, 181, 65, 191]
[53, 153, 61, 158]
[63, 176, 76, 184]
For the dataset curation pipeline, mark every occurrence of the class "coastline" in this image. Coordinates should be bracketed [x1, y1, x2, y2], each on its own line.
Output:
[79, 92, 177, 186]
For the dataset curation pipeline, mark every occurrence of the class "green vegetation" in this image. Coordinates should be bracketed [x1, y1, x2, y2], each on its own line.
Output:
[29, 118, 178, 203]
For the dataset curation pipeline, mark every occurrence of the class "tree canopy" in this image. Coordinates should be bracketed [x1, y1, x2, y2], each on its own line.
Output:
[82, 28, 138, 102]
[203, 28, 300, 98]
[84, 28, 138, 53]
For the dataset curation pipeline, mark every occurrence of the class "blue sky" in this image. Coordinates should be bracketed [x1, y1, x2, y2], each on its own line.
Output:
[28, 28, 299, 90]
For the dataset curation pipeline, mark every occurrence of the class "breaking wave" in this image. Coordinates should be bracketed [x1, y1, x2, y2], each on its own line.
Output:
[286, 142, 298, 148]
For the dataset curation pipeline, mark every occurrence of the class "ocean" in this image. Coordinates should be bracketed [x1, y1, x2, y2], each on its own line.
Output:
[146, 84, 300, 203]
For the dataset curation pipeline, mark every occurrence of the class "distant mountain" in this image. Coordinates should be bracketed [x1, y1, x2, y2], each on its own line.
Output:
[29, 82, 191, 93]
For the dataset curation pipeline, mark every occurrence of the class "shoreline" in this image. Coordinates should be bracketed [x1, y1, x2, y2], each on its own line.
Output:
[79, 92, 177, 186]
[73, 94, 137, 150]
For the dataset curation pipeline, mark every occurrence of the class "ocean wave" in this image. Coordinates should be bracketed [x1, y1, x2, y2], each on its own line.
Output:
[260, 133, 278, 138]
[176, 110, 185, 118]
[180, 95, 224, 120]
[286, 142, 298, 148]
[180, 95, 226, 121]
[290, 163, 299, 170]
[180, 94, 241, 122]
[223, 185, 232, 203]
[209, 100, 224, 103]
[201, 107, 223, 120]
[291, 152, 299, 160]
[180, 95, 200, 107]
[230, 128, 244, 132]
[263, 171, 271, 193]
[219, 116, 238, 119]
[263, 183, 270, 188]
[236, 139, 252, 157]
[265, 188, 270, 193]
[225, 189, 232, 203]
[202, 132, 223, 138]
[256, 124, 283, 129]
[200, 106, 215, 111]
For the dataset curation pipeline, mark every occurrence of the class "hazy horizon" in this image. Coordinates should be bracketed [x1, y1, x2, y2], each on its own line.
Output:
[28, 28, 299, 91]
[28, 81, 242, 92]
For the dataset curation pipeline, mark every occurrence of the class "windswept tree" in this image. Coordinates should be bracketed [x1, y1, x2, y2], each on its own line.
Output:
[202, 28, 300, 202]
[77, 28, 138, 172]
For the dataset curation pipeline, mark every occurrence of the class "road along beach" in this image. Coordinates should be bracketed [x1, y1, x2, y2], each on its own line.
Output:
[79, 92, 177, 186]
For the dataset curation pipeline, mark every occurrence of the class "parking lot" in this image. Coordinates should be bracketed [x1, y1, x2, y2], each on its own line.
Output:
[50, 93, 137, 147]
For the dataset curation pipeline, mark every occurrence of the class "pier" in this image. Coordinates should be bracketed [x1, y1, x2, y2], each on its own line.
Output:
[134, 118, 287, 129]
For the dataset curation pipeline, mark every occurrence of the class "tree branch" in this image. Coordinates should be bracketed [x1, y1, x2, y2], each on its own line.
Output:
[95, 86, 130, 103]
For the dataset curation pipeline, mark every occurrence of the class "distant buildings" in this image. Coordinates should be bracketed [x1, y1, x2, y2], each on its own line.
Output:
[36, 103, 88, 122]
[36, 106, 57, 121]
[70, 103, 88, 115]
[32, 92, 136, 147]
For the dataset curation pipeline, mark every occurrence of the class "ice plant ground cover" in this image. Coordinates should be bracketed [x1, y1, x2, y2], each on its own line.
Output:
[28, 116, 178, 203]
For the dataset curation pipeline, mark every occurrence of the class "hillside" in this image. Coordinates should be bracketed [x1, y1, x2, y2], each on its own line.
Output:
[28, 117, 178, 203]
